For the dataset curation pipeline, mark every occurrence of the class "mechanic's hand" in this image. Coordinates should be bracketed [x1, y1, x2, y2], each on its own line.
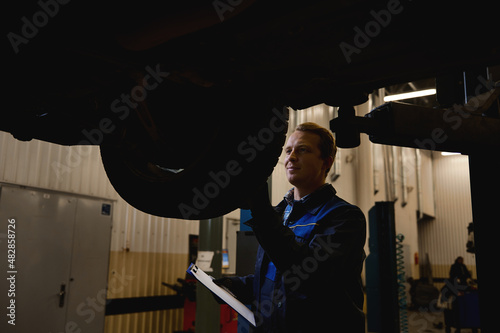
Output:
[245, 181, 273, 217]
[212, 277, 235, 304]
[214, 277, 233, 289]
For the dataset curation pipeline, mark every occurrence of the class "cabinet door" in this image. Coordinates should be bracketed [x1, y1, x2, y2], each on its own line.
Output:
[66, 197, 112, 332]
[0, 185, 77, 333]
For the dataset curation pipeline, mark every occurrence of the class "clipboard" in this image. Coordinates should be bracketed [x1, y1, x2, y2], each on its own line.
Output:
[187, 263, 256, 327]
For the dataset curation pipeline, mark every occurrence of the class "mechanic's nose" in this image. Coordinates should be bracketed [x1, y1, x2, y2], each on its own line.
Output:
[286, 149, 297, 162]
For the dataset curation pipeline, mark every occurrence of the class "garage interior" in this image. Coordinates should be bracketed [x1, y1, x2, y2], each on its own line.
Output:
[2, 1, 500, 332]
[1, 79, 495, 332]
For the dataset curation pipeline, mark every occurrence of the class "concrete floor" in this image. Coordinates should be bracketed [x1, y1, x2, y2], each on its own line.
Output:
[407, 310, 479, 333]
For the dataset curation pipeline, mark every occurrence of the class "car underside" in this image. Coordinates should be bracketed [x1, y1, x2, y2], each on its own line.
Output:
[3, 0, 500, 218]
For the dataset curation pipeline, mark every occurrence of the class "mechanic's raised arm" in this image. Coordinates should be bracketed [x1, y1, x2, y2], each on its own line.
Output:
[245, 184, 365, 274]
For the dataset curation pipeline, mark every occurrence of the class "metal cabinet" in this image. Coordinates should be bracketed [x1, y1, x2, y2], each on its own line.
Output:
[0, 184, 112, 333]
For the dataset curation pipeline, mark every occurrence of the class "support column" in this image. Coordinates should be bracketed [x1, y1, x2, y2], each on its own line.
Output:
[465, 67, 496, 332]
[366, 202, 399, 333]
[468, 151, 497, 333]
[196, 217, 223, 333]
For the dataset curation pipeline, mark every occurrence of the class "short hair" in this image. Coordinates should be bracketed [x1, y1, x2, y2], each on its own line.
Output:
[295, 122, 337, 175]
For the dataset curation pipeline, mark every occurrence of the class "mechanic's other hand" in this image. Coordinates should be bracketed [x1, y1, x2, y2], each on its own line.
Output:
[246, 181, 273, 216]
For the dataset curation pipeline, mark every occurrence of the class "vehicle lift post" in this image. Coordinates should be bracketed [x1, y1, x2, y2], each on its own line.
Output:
[465, 69, 497, 333]
[365, 201, 400, 333]
[196, 217, 223, 333]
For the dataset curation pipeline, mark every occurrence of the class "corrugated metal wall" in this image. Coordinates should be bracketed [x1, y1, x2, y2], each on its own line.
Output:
[0, 131, 116, 199]
[0, 131, 198, 333]
[418, 152, 476, 280]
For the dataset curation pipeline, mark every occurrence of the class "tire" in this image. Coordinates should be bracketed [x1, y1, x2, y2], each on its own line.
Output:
[100, 98, 289, 220]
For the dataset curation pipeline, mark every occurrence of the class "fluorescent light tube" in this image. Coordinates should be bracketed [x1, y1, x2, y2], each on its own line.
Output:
[384, 89, 437, 102]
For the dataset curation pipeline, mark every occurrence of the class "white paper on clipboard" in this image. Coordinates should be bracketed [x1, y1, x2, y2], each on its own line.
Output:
[187, 263, 256, 327]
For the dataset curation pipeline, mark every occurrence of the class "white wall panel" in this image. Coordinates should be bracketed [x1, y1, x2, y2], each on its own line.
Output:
[109, 198, 199, 254]
[0, 131, 117, 199]
[418, 153, 474, 270]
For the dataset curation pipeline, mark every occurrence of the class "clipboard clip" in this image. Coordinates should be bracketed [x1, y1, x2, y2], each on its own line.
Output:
[187, 263, 199, 275]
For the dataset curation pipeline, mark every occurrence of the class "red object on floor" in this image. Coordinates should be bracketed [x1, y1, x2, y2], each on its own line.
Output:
[183, 299, 238, 332]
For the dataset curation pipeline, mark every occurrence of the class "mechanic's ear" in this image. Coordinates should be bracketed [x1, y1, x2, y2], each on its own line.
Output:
[324, 156, 334, 175]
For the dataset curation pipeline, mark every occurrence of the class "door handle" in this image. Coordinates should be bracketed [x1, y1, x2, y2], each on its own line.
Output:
[59, 283, 66, 307]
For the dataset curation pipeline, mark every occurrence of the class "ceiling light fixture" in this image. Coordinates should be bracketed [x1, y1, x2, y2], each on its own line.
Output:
[384, 88, 437, 102]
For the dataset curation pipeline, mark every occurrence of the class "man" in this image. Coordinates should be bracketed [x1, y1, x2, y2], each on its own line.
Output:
[449, 256, 472, 287]
[442, 257, 475, 333]
[218, 122, 366, 332]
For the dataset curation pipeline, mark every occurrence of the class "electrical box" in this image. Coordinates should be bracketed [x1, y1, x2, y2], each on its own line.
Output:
[0, 184, 113, 333]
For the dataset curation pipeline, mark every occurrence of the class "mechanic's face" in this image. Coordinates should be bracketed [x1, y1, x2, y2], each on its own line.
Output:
[284, 131, 331, 196]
